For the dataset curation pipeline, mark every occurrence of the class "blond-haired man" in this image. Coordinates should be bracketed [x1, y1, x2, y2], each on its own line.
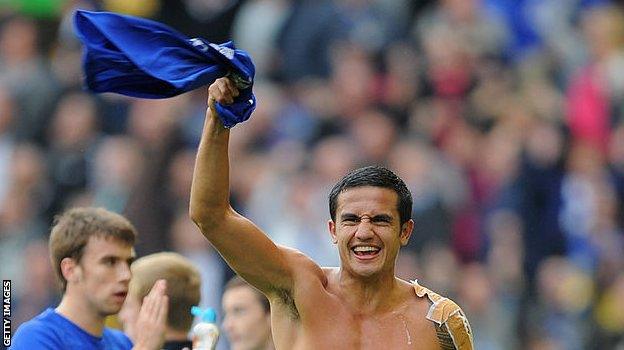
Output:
[119, 252, 201, 350]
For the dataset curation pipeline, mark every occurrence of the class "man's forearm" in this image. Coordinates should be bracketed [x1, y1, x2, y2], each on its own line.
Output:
[189, 100, 232, 227]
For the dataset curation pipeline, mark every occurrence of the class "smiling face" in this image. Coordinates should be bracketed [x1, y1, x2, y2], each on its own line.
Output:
[329, 186, 413, 278]
[65, 236, 135, 317]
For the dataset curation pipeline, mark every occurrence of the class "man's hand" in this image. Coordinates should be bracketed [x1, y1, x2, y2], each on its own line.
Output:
[207, 77, 240, 118]
[131, 279, 169, 350]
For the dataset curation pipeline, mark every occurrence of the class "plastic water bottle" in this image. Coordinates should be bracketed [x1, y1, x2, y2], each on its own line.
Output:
[191, 306, 220, 350]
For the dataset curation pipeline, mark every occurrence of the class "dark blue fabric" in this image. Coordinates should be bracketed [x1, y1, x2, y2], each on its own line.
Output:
[73, 10, 256, 128]
[10, 308, 133, 349]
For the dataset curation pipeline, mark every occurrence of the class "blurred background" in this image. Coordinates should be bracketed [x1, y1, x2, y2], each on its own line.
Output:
[1, 0, 624, 349]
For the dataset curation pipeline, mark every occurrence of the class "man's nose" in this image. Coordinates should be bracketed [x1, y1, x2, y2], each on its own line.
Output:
[119, 263, 131, 282]
[354, 220, 374, 239]
[222, 315, 233, 333]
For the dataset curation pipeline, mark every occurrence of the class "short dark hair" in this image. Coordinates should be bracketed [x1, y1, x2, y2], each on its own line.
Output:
[224, 276, 270, 313]
[329, 165, 412, 225]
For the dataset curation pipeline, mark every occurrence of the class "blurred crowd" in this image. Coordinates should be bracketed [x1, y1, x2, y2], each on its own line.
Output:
[1, 0, 624, 349]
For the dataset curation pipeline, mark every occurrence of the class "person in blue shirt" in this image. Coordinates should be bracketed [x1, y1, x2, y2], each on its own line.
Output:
[11, 207, 168, 350]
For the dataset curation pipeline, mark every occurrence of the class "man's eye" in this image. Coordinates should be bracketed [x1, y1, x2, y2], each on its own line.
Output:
[232, 307, 246, 316]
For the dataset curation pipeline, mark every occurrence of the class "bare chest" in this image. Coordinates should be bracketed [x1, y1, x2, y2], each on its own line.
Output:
[271, 295, 439, 350]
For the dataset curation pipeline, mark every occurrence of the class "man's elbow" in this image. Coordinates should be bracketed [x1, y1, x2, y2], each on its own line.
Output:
[189, 204, 211, 227]
[188, 203, 227, 233]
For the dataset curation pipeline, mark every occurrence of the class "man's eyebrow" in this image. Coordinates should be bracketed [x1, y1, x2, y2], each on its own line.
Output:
[99, 254, 135, 264]
[99, 254, 118, 261]
[371, 214, 393, 222]
[340, 213, 360, 220]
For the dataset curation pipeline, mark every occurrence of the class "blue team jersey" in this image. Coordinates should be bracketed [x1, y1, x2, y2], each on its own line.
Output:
[10, 308, 133, 350]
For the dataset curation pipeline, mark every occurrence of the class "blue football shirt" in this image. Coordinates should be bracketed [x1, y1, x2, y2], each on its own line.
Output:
[10, 308, 132, 350]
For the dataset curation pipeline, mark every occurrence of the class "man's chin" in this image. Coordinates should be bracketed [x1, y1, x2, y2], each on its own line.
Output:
[350, 264, 383, 278]
[100, 304, 124, 317]
[347, 258, 385, 277]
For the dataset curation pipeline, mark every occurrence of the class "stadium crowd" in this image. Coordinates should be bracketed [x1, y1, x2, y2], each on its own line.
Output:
[1, 0, 624, 349]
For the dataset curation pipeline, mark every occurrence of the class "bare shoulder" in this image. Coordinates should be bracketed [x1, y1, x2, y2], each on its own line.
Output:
[278, 245, 326, 282]
[410, 280, 475, 350]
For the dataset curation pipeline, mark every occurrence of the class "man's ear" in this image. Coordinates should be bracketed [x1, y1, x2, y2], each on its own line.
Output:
[399, 219, 414, 246]
[60, 257, 80, 284]
[328, 219, 337, 244]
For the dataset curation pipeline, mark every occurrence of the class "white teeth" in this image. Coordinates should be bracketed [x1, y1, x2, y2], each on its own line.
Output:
[353, 246, 379, 252]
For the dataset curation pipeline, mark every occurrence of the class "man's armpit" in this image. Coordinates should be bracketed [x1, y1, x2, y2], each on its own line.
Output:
[275, 288, 300, 320]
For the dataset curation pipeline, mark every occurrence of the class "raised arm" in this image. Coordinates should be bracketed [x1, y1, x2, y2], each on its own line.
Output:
[189, 78, 294, 295]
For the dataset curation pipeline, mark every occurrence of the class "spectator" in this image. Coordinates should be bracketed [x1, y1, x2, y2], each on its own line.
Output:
[222, 276, 274, 350]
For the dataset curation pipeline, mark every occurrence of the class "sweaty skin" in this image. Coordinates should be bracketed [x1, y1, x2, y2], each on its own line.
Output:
[189, 78, 472, 349]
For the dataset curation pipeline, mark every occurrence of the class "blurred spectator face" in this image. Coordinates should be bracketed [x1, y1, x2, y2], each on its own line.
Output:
[10, 143, 45, 191]
[582, 5, 624, 61]
[222, 285, 272, 350]
[50, 92, 98, 149]
[384, 43, 420, 108]
[458, 263, 492, 314]
[127, 97, 185, 148]
[537, 257, 593, 313]
[420, 243, 458, 295]
[422, 25, 473, 99]
[311, 136, 357, 183]
[479, 124, 521, 186]
[94, 136, 144, 189]
[0, 16, 38, 66]
[440, 120, 479, 168]
[0, 187, 34, 233]
[441, 0, 479, 23]
[64, 235, 134, 316]
[296, 78, 338, 120]
[525, 120, 564, 168]
[331, 45, 376, 116]
[389, 139, 433, 192]
[350, 109, 397, 163]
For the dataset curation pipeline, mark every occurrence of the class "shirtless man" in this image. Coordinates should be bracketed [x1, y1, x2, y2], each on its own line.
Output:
[189, 78, 474, 349]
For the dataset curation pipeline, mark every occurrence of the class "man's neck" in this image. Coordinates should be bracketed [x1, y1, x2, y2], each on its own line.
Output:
[335, 268, 403, 313]
[55, 293, 106, 337]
